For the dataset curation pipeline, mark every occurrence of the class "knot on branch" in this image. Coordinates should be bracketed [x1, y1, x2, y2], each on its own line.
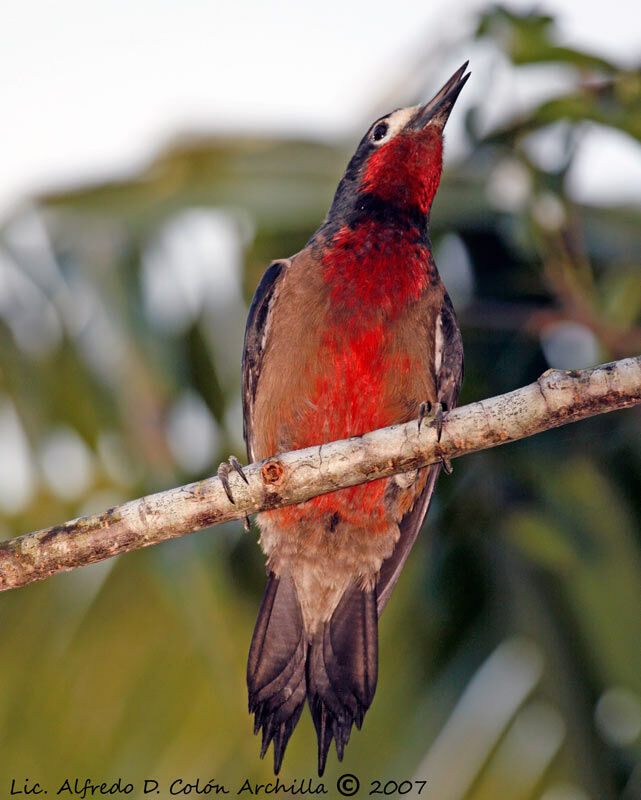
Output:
[261, 461, 286, 486]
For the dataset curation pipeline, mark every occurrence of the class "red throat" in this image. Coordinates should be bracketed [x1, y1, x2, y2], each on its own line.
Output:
[362, 133, 443, 214]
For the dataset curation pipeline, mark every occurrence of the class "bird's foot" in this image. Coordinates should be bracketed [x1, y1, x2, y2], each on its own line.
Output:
[417, 401, 453, 474]
[417, 401, 446, 440]
[217, 456, 250, 525]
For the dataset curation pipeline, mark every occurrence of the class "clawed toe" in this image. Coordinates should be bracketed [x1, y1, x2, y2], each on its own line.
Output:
[218, 462, 235, 504]
[218, 455, 249, 505]
[441, 457, 453, 475]
[230, 455, 249, 484]
[417, 401, 429, 432]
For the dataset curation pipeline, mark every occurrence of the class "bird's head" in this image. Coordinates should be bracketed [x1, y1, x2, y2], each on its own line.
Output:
[325, 62, 470, 228]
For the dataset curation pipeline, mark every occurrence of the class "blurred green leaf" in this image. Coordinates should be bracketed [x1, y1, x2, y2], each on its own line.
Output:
[477, 6, 617, 72]
[504, 509, 580, 571]
[601, 268, 641, 326]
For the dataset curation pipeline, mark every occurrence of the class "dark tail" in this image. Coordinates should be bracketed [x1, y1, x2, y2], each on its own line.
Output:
[247, 572, 307, 773]
[307, 582, 378, 775]
[247, 574, 378, 775]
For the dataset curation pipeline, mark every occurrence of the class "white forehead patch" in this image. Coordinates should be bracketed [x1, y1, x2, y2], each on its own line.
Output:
[370, 106, 419, 145]
[387, 106, 420, 134]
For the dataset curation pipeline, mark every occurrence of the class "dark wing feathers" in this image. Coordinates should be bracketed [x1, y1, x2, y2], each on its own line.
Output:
[377, 291, 463, 615]
[377, 464, 441, 615]
[435, 292, 464, 412]
[242, 259, 288, 461]
[244, 259, 307, 775]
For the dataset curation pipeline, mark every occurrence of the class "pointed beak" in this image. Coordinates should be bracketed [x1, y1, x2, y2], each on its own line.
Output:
[410, 61, 470, 132]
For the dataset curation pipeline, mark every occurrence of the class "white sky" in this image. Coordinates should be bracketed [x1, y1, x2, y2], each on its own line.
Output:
[2, 0, 640, 218]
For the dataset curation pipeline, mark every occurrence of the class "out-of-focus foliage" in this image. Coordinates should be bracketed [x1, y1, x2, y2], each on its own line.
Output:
[1, 6, 640, 798]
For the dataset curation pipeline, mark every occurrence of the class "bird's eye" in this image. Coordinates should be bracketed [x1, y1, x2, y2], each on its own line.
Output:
[371, 122, 389, 143]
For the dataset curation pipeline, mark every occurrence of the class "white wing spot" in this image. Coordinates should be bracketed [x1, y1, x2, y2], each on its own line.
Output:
[434, 310, 444, 374]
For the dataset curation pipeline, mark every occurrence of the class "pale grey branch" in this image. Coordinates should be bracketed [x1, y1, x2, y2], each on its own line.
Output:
[1, 356, 640, 592]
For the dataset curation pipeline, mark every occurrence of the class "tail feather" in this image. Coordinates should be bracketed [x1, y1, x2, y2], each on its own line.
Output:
[307, 583, 378, 775]
[247, 572, 307, 774]
[247, 574, 379, 775]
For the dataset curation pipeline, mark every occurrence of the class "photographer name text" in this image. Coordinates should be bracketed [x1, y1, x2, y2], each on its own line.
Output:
[10, 775, 429, 798]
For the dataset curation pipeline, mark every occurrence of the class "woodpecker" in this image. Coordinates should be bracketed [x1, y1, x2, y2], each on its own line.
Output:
[238, 63, 467, 775]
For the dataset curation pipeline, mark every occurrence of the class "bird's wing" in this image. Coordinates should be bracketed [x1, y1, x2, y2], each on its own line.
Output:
[242, 259, 289, 462]
[377, 292, 463, 614]
[433, 292, 464, 417]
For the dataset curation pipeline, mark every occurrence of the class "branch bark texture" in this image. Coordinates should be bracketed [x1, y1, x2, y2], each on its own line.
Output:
[1, 357, 640, 592]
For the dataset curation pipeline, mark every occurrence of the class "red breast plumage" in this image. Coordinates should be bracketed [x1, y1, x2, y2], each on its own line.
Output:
[242, 62, 469, 775]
